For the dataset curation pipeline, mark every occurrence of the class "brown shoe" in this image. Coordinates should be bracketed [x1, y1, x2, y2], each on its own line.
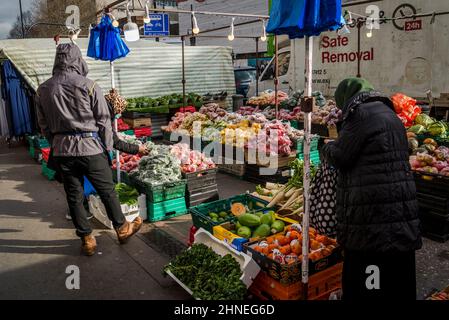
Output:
[115, 217, 143, 244]
[81, 235, 97, 256]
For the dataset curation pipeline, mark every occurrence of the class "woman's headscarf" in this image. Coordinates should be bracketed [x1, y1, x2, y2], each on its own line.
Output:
[334, 77, 374, 109]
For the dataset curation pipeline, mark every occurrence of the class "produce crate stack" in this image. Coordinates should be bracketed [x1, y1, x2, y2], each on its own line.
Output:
[414, 172, 449, 242]
[130, 176, 188, 222]
[184, 168, 219, 208]
[150, 114, 169, 139]
[297, 136, 321, 166]
[249, 262, 343, 300]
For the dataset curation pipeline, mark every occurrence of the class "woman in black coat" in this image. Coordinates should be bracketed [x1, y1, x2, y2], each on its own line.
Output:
[321, 78, 422, 300]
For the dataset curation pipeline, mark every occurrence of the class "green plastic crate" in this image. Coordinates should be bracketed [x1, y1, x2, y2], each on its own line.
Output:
[190, 194, 269, 233]
[130, 177, 187, 203]
[123, 130, 135, 136]
[297, 136, 320, 154]
[41, 161, 56, 180]
[147, 197, 187, 222]
[298, 150, 321, 165]
[34, 137, 50, 149]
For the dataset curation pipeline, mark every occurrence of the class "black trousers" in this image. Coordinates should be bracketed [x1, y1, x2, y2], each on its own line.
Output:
[342, 250, 417, 301]
[55, 153, 125, 237]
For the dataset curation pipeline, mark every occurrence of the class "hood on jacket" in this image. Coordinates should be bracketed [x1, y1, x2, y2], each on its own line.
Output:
[341, 90, 395, 121]
[335, 77, 374, 109]
[52, 43, 88, 76]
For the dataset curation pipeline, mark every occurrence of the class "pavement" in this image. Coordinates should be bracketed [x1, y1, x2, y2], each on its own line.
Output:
[0, 142, 448, 300]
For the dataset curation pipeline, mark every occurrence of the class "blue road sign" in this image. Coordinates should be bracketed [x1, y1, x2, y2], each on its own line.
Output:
[144, 13, 170, 36]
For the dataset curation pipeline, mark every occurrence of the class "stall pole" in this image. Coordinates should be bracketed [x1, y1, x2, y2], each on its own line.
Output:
[111, 61, 121, 183]
[182, 36, 187, 107]
[357, 19, 362, 78]
[301, 35, 314, 300]
[255, 37, 260, 96]
[274, 35, 279, 119]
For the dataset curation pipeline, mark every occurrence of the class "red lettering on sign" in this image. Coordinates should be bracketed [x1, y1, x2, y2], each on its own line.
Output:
[321, 35, 349, 48]
[321, 48, 374, 64]
[405, 20, 422, 31]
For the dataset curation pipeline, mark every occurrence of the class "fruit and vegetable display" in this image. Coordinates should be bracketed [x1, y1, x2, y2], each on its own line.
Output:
[163, 243, 247, 300]
[231, 211, 287, 240]
[115, 183, 139, 206]
[116, 132, 142, 146]
[105, 89, 128, 115]
[408, 114, 448, 139]
[249, 225, 338, 263]
[129, 142, 182, 186]
[246, 120, 292, 155]
[253, 159, 310, 214]
[199, 103, 227, 120]
[428, 287, 449, 300]
[248, 90, 289, 107]
[111, 153, 141, 172]
[170, 143, 216, 173]
[391, 93, 422, 127]
[408, 136, 449, 176]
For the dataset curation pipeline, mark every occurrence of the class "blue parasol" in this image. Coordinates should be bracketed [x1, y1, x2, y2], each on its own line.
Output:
[87, 15, 129, 61]
[267, 0, 343, 38]
[266, 0, 343, 298]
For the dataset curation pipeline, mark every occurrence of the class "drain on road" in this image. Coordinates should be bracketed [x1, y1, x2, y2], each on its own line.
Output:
[141, 228, 187, 259]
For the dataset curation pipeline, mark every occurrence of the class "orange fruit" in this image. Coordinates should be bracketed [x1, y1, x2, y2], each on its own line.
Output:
[289, 230, 301, 240]
[309, 251, 323, 261]
[310, 240, 321, 251]
[279, 245, 291, 255]
[315, 234, 327, 244]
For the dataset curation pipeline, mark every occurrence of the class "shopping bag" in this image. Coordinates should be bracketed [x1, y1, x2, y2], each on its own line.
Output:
[310, 160, 338, 237]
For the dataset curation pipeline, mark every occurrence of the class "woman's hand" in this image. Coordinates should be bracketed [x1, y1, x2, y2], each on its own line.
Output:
[138, 145, 149, 156]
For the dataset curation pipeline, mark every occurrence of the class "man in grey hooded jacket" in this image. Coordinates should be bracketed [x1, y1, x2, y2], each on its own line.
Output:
[36, 43, 142, 256]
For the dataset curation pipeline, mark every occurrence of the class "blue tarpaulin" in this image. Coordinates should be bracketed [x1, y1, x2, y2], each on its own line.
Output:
[267, 0, 343, 39]
[1, 60, 32, 136]
[87, 15, 130, 61]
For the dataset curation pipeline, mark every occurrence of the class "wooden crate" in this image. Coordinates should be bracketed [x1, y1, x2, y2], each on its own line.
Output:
[123, 117, 152, 128]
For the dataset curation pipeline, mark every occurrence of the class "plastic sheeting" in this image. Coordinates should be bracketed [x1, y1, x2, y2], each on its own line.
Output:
[267, 0, 344, 39]
[0, 39, 236, 105]
[1, 61, 32, 136]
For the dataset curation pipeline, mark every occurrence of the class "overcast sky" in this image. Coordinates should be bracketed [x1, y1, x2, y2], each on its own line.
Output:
[0, 0, 34, 39]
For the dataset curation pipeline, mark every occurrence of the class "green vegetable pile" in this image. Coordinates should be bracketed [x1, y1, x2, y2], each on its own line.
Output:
[409, 114, 448, 138]
[129, 141, 182, 186]
[127, 93, 203, 113]
[115, 183, 139, 206]
[164, 244, 246, 300]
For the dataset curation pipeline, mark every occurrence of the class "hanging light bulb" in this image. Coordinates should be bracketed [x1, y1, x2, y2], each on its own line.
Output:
[192, 12, 200, 34]
[144, 0, 151, 24]
[124, 1, 140, 41]
[348, 12, 354, 25]
[338, 24, 351, 36]
[260, 19, 267, 42]
[366, 19, 374, 38]
[228, 17, 235, 41]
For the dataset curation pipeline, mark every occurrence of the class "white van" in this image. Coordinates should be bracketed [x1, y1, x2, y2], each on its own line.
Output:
[248, 0, 449, 99]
